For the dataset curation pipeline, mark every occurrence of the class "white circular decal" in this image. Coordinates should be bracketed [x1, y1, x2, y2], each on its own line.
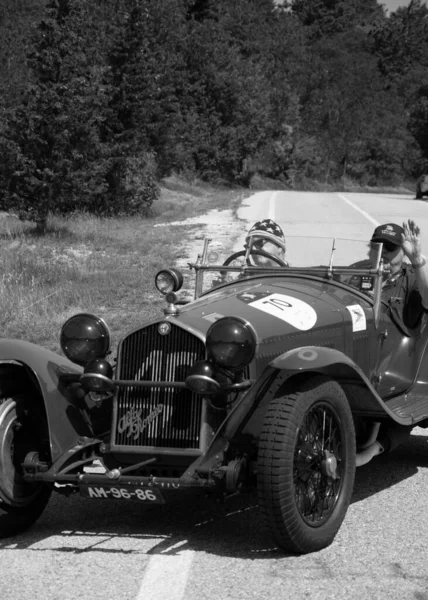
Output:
[249, 293, 317, 331]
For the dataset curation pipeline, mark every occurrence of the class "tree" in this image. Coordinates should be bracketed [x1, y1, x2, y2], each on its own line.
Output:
[371, 0, 428, 81]
[1, 0, 158, 229]
[370, 0, 428, 175]
[104, 0, 185, 201]
[291, 0, 385, 40]
[408, 86, 428, 169]
[178, 0, 298, 182]
[1, 0, 107, 229]
[0, 0, 46, 109]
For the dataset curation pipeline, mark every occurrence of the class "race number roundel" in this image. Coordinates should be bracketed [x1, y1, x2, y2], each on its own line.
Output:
[249, 293, 317, 330]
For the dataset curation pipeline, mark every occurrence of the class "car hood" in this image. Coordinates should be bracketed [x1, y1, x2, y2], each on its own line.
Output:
[172, 275, 369, 345]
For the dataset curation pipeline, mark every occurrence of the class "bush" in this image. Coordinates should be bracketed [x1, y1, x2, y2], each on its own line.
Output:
[105, 153, 159, 216]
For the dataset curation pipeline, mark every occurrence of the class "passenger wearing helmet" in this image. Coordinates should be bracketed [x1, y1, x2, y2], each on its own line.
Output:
[245, 219, 288, 267]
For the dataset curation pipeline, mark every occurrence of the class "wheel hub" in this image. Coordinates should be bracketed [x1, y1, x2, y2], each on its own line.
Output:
[294, 403, 345, 525]
[322, 450, 339, 480]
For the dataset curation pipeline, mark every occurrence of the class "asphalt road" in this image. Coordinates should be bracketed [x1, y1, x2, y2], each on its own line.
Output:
[1, 191, 428, 600]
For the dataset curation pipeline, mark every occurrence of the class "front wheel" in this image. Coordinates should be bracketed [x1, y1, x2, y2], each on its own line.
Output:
[257, 376, 355, 554]
[0, 398, 52, 537]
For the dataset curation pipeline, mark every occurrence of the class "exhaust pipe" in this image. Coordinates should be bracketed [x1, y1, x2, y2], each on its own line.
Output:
[355, 424, 412, 467]
[356, 441, 384, 467]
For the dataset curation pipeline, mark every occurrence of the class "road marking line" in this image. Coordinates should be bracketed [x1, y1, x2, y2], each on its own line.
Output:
[268, 192, 277, 220]
[338, 193, 379, 227]
[136, 548, 194, 600]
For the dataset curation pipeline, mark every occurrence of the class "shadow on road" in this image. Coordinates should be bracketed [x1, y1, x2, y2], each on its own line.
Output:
[1, 434, 427, 558]
[351, 432, 428, 504]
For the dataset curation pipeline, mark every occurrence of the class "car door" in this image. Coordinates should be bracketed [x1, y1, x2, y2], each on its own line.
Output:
[373, 300, 428, 398]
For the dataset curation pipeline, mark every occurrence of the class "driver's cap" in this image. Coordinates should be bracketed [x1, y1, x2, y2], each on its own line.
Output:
[371, 223, 404, 246]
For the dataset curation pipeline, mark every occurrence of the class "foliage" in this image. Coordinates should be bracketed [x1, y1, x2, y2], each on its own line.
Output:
[1, 0, 428, 224]
[408, 86, 428, 167]
[291, 0, 385, 40]
[104, 154, 159, 216]
[0, 1, 109, 229]
[370, 0, 428, 81]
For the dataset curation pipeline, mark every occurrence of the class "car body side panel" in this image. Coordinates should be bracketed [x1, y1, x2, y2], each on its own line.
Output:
[0, 339, 89, 461]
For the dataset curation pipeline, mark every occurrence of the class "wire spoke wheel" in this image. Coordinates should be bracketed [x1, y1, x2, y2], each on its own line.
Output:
[258, 376, 356, 554]
[294, 404, 343, 525]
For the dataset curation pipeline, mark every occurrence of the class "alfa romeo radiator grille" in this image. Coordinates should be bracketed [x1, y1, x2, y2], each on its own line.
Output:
[115, 323, 204, 448]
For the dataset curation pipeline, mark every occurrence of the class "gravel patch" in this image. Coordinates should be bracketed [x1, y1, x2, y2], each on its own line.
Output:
[155, 208, 250, 267]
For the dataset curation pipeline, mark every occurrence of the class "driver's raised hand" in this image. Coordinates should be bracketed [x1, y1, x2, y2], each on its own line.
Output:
[401, 219, 423, 263]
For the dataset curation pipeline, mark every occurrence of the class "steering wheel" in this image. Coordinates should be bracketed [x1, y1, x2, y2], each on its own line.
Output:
[222, 248, 287, 267]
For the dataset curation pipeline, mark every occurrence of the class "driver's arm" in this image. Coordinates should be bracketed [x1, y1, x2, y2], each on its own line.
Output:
[412, 256, 428, 308]
[402, 220, 428, 308]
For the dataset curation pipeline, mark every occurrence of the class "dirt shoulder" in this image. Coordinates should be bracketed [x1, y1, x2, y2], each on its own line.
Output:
[155, 206, 251, 268]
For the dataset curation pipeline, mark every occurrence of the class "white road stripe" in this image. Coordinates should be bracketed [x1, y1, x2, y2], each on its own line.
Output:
[136, 548, 194, 600]
[268, 191, 277, 220]
[338, 193, 379, 226]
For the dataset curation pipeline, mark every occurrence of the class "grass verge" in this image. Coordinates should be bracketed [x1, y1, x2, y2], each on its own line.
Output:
[0, 177, 250, 354]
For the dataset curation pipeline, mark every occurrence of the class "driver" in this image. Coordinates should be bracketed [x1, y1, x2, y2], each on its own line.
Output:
[363, 220, 428, 336]
[245, 219, 288, 267]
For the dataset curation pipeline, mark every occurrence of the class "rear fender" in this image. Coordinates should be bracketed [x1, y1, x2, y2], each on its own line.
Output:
[0, 339, 91, 462]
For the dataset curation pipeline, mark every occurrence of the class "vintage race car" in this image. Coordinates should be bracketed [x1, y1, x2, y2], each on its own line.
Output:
[416, 174, 428, 199]
[1, 236, 427, 554]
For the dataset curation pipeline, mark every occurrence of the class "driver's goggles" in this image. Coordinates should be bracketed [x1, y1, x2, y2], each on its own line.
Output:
[371, 241, 399, 253]
[382, 242, 399, 252]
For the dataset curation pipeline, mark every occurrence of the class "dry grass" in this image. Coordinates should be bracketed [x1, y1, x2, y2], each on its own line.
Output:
[0, 178, 249, 354]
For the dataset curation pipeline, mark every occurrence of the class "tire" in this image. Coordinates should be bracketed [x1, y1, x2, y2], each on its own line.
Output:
[257, 376, 356, 554]
[0, 398, 52, 537]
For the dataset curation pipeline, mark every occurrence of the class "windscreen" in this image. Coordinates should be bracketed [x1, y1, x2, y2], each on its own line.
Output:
[180, 237, 387, 298]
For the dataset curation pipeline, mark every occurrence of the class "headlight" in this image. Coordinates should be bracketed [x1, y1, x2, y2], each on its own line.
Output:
[185, 360, 221, 394]
[155, 268, 183, 294]
[60, 313, 111, 366]
[206, 316, 257, 371]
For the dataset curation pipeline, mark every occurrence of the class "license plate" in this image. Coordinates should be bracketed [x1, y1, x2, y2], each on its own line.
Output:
[79, 484, 165, 504]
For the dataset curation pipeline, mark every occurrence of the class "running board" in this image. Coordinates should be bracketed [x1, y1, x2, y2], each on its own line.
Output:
[385, 393, 428, 424]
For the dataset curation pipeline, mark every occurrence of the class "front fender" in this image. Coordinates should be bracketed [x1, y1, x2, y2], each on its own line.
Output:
[193, 345, 410, 476]
[269, 345, 410, 421]
[245, 346, 415, 433]
[0, 339, 90, 462]
[270, 345, 367, 376]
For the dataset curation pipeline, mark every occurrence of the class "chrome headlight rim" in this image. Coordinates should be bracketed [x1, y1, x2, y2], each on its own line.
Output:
[185, 359, 221, 394]
[155, 268, 184, 295]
